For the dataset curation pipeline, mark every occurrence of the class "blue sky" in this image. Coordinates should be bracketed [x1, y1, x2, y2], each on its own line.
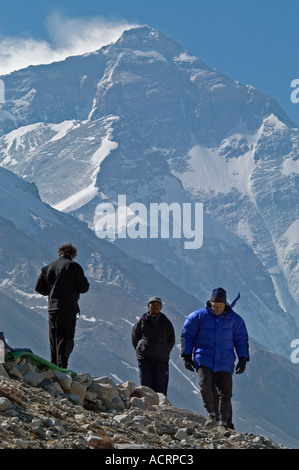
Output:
[0, 0, 298, 126]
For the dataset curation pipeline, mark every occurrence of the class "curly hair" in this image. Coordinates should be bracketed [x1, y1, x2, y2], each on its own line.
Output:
[58, 243, 77, 259]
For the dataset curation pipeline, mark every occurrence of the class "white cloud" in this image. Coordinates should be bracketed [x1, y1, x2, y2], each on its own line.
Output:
[0, 13, 139, 75]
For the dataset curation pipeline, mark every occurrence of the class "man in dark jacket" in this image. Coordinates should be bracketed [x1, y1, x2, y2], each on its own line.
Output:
[35, 243, 89, 369]
[181, 287, 249, 432]
[132, 297, 175, 396]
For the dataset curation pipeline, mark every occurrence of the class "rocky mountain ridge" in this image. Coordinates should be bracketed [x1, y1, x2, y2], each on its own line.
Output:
[0, 352, 285, 451]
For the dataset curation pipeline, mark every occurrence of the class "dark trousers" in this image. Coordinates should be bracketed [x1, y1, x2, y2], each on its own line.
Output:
[138, 359, 169, 396]
[48, 311, 77, 369]
[198, 365, 233, 425]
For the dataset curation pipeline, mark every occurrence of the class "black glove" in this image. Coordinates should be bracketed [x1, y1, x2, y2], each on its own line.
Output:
[183, 354, 195, 372]
[235, 357, 247, 374]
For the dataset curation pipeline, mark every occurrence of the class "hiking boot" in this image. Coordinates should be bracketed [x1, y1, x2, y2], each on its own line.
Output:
[217, 425, 228, 433]
[205, 413, 216, 427]
[227, 424, 236, 434]
[217, 421, 231, 436]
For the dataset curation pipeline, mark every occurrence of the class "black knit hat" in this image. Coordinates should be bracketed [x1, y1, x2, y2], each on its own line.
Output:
[210, 287, 227, 303]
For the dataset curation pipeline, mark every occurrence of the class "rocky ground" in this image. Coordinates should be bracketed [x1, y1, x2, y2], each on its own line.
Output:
[0, 352, 286, 452]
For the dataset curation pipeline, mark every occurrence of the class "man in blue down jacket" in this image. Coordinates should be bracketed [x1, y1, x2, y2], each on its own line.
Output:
[181, 287, 249, 432]
[35, 243, 89, 369]
[132, 297, 175, 396]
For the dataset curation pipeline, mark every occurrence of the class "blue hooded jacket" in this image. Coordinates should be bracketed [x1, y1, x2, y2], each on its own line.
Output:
[181, 302, 249, 374]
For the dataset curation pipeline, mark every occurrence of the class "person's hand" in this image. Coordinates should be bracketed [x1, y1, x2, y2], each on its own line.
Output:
[235, 358, 247, 374]
[183, 354, 195, 372]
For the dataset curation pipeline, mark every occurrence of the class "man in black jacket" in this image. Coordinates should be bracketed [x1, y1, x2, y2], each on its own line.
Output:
[35, 243, 89, 369]
[131, 297, 175, 396]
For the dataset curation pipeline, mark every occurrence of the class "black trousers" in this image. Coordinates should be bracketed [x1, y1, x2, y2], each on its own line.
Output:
[138, 359, 169, 396]
[197, 365, 233, 425]
[48, 311, 77, 369]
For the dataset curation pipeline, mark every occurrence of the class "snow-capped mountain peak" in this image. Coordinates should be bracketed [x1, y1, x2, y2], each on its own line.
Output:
[0, 25, 299, 446]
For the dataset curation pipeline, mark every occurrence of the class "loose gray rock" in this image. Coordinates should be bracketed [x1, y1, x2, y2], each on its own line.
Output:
[0, 354, 288, 450]
[0, 397, 12, 412]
